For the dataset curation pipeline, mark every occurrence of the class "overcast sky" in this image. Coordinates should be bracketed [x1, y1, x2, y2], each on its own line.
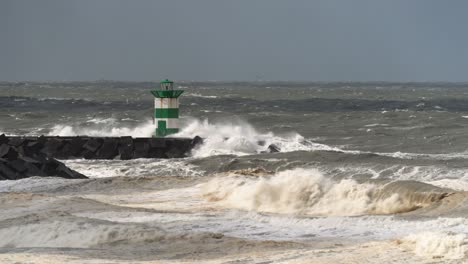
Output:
[1, 0, 468, 81]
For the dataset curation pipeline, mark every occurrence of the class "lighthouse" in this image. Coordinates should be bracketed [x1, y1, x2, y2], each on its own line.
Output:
[150, 79, 184, 137]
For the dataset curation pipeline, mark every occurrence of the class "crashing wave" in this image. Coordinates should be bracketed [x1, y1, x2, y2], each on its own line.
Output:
[174, 119, 338, 157]
[201, 168, 451, 216]
[48, 120, 154, 137]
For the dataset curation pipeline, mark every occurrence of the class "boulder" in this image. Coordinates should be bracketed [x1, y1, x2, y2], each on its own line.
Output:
[165, 147, 184, 158]
[118, 136, 134, 160]
[20, 156, 41, 164]
[191, 136, 204, 147]
[41, 138, 64, 156]
[149, 138, 166, 148]
[133, 141, 149, 158]
[148, 147, 165, 158]
[8, 137, 26, 147]
[0, 136, 89, 181]
[41, 158, 61, 175]
[7, 159, 28, 173]
[96, 139, 119, 159]
[56, 142, 72, 159]
[82, 150, 96, 159]
[267, 144, 281, 153]
[56, 163, 87, 179]
[27, 141, 44, 152]
[24, 162, 46, 177]
[0, 144, 10, 158]
[83, 138, 103, 153]
[0, 144, 19, 160]
[0, 134, 7, 145]
[0, 160, 18, 180]
[68, 137, 86, 156]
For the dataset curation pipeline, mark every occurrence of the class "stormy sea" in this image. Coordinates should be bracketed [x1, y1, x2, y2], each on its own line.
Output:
[0, 81, 467, 263]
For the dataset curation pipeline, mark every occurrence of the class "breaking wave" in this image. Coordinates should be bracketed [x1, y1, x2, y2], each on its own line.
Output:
[0, 213, 224, 248]
[63, 158, 204, 178]
[46, 118, 339, 158]
[175, 119, 338, 157]
[46, 118, 468, 161]
[0, 217, 164, 248]
[48, 120, 154, 137]
[400, 231, 467, 260]
[201, 168, 451, 216]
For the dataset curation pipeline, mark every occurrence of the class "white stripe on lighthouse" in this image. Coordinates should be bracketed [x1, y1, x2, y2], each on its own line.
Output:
[155, 98, 179, 108]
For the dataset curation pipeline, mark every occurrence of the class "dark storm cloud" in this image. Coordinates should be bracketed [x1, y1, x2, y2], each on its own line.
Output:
[1, 0, 468, 81]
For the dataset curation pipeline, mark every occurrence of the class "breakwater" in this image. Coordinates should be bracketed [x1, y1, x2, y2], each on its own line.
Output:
[0, 134, 203, 180]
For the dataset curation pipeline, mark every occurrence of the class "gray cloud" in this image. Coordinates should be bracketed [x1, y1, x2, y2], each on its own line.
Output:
[1, 0, 468, 81]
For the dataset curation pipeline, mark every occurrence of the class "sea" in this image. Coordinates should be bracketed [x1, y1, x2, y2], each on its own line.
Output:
[0, 81, 467, 263]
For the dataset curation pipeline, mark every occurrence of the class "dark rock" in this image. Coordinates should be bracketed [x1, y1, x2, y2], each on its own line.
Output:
[96, 139, 118, 159]
[56, 142, 72, 159]
[8, 137, 26, 147]
[0, 144, 9, 158]
[16, 145, 25, 156]
[0, 134, 7, 145]
[41, 158, 60, 175]
[118, 137, 134, 160]
[8, 159, 28, 173]
[257, 140, 266, 146]
[134, 141, 149, 158]
[0, 144, 19, 160]
[41, 138, 64, 156]
[83, 138, 103, 152]
[7, 147, 19, 161]
[82, 150, 96, 159]
[0, 135, 201, 180]
[191, 136, 204, 147]
[267, 144, 281, 153]
[148, 147, 165, 158]
[69, 137, 86, 156]
[0, 161, 18, 180]
[0, 137, 90, 181]
[37, 135, 47, 145]
[149, 138, 166, 148]
[56, 163, 87, 179]
[27, 141, 44, 152]
[31, 153, 48, 164]
[24, 162, 46, 177]
[20, 156, 41, 164]
[165, 147, 184, 158]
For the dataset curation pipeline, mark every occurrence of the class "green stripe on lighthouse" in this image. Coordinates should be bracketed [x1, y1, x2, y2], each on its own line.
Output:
[155, 108, 179, 118]
[156, 120, 179, 137]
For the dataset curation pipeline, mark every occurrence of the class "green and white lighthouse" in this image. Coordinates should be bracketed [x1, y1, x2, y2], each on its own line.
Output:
[150, 79, 184, 137]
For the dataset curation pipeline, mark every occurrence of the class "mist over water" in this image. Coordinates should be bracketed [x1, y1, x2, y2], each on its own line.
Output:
[1, 81, 468, 262]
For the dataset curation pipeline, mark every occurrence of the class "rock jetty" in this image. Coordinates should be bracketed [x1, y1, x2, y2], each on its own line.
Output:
[0, 134, 203, 180]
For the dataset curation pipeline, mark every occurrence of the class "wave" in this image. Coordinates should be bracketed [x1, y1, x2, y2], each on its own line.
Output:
[45, 118, 468, 162]
[0, 212, 225, 248]
[400, 232, 467, 260]
[46, 118, 333, 157]
[201, 168, 452, 216]
[174, 119, 338, 157]
[63, 158, 204, 178]
[48, 120, 154, 137]
[0, 216, 162, 248]
[186, 93, 218, 99]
